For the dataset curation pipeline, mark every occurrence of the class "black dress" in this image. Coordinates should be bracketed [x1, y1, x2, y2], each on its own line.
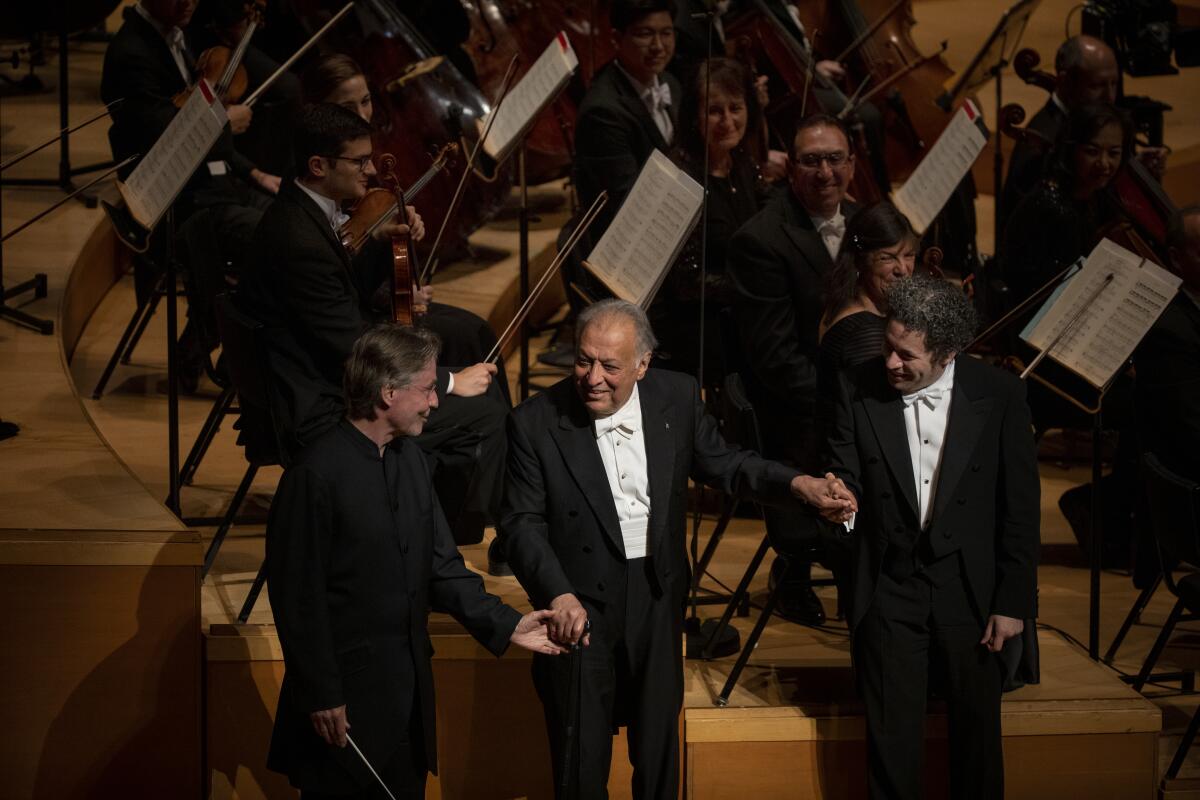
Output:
[650, 150, 764, 381]
[817, 311, 887, 437]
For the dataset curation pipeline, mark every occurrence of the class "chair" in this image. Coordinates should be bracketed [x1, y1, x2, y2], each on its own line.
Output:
[1131, 453, 1200, 780]
[203, 294, 290, 622]
[701, 371, 838, 706]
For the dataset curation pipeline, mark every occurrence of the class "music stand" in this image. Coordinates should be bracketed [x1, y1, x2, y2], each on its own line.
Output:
[936, 0, 1043, 243]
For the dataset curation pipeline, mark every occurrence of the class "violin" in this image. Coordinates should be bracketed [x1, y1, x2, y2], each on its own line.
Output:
[338, 144, 457, 324]
[174, 0, 266, 107]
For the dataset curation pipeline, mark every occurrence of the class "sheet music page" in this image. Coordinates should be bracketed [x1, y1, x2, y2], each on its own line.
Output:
[892, 99, 989, 233]
[585, 149, 704, 307]
[1021, 238, 1180, 387]
[120, 80, 228, 230]
[482, 32, 578, 161]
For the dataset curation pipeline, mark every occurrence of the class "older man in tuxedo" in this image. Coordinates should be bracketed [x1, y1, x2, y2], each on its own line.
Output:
[501, 299, 854, 799]
[728, 112, 860, 623]
[824, 275, 1040, 800]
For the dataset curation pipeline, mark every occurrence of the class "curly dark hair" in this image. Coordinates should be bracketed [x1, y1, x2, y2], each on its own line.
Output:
[885, 274, 978, 361]
[822, 202, 917, 325]
[675, 57, 762, 173]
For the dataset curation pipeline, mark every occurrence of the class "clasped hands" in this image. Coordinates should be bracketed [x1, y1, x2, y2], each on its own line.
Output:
[791, 472, 857, 524]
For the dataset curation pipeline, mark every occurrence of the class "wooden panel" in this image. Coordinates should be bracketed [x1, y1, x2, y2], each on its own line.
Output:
[0, 563, 202, 799]
[60, 222, 129, 361]
[687, 732, 1157, 799]
[0, 529, 203, 566]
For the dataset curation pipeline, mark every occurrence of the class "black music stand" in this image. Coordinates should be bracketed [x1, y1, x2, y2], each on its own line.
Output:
[936, 0, 1042, 244]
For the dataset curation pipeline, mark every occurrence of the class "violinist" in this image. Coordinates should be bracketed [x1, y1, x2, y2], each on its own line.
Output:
[101, 0, 281, 391]
[1000, 104, 1131, 306]
[574, 0, 681, 238]
[301, 53, 509, 391]
[1001, 35, 1119, 229]
[728, 113, 861, 625]
[235, 104, 508, 547]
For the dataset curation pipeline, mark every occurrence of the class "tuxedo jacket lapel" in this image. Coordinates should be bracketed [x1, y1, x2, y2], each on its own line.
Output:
[551, 402, 626, 558]
[284, 182, 355, 274]
[611, 68, 671, 152]
[639, 380, 676, 561]
[862, 390, 919, 519]
[931, 366, 993, 523]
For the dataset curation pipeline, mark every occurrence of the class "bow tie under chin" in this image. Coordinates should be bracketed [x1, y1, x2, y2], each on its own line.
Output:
[648, 83, 671, 109]
[903, 387, 945, 410]
[596, 418, 637, 439]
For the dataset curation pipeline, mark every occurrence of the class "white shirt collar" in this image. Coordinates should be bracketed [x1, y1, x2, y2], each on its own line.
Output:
[134, 2, 177, 39]
[594, 383, 642, 438]
[615, 61, 670, 107]
[294, 178, 348, 231]
[902, 359, 956, 408]
[809, 204, 845, 231]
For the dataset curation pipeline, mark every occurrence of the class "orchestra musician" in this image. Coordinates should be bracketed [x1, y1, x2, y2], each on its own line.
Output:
[728, 112, 861, 624]
[1000, 35, 1119, 228]
[500, 299, 856, 800]
[301, 52, 512, 404]
[235, 104, 508, 546]
[1000, 103, 1132, 305]
[824, 274, 1039, 800]
[266, 322, 564, 799]
[101, 0, 282, 392]
[650, 56, 768, 381]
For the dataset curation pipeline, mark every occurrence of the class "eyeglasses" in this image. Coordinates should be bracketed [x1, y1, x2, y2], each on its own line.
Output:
[796, 152, 850, 170]
[325, 154, 374, 172]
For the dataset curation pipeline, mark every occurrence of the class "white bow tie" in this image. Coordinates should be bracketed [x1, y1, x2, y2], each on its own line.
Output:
[819, 218, 844, 238]
[595, 415, 637, 439]
[903, 386, 946, 410]
[647, 82, 671, 109]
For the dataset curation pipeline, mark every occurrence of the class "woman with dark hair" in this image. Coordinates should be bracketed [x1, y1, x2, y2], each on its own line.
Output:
[650, 56, 767, 380]
[1001, 103, 1133, 303]
[818, 201, 918, 370]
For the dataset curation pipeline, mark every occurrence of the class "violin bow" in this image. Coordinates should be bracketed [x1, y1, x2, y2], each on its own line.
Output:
[832, 0, 906, 64]
[484, 191, 608, 365]
[800, 28, 819, 118]
[244, 2, 356, 107]
[2, 155, 138, 243]
[0, 100, 123, 173]
[419, 53, 520, 286]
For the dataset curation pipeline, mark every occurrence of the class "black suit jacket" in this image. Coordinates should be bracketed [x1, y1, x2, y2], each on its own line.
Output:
[267, 421, 520, 791]
[573, 61, 681, 235]
[236, 181, 449, 450]
[825, 356, 1041, 630]
[100, 6, 252, 183]
[1135, 292, 1200, 481]
[500, 370, 800, 614]
[728, 189, 860, 456]
[1000, 97, 1066, 230]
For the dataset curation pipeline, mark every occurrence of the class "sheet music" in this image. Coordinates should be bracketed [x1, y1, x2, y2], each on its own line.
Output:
[482, 32, 578, 162]
[892, 99, 989, 233]
[585, 149, 704, 307]
[119, 80, 228, 230]
[1021, 238, 1180, 387]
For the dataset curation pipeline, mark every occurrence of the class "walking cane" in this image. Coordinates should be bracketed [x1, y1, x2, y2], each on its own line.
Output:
[560, 620, 590, 799]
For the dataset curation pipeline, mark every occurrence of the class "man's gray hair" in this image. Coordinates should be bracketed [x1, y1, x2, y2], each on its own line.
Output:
[577, 298, 659, 356]
[343, 324, 441, 421]
[885, 274, 978, 361]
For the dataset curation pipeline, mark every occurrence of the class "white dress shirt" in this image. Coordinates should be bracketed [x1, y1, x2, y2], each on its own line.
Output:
[902, 360, 956, 530]
[135, 2, 191, 84]
[616, 62, 674, 144]
[593, 383, 652, 559]
[810, 206, 846, 260]
[295, 179, 350, 231]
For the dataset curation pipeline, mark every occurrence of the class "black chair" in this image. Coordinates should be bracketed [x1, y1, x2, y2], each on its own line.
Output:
[203, 293, 289, 622]
[702, 371, 838, 705]
[1131, 454, 1200, 780]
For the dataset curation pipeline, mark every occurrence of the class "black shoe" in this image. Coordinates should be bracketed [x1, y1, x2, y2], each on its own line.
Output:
[768, 557, 826, 626]
[487, 537, 512, 577]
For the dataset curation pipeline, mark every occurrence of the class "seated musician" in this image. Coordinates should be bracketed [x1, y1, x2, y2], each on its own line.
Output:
[1001, 35, 1118, 227]
[235, 103, 508, 546]
[301, 53, 510, 402]
[650, 56, 768, 381]
[1136, 206, 1200, 483]
[1000, 103, 1131, 305]
[101, 0, 283, 392]
[574, 0, 681, 239]
[727, 112, 861, 625]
